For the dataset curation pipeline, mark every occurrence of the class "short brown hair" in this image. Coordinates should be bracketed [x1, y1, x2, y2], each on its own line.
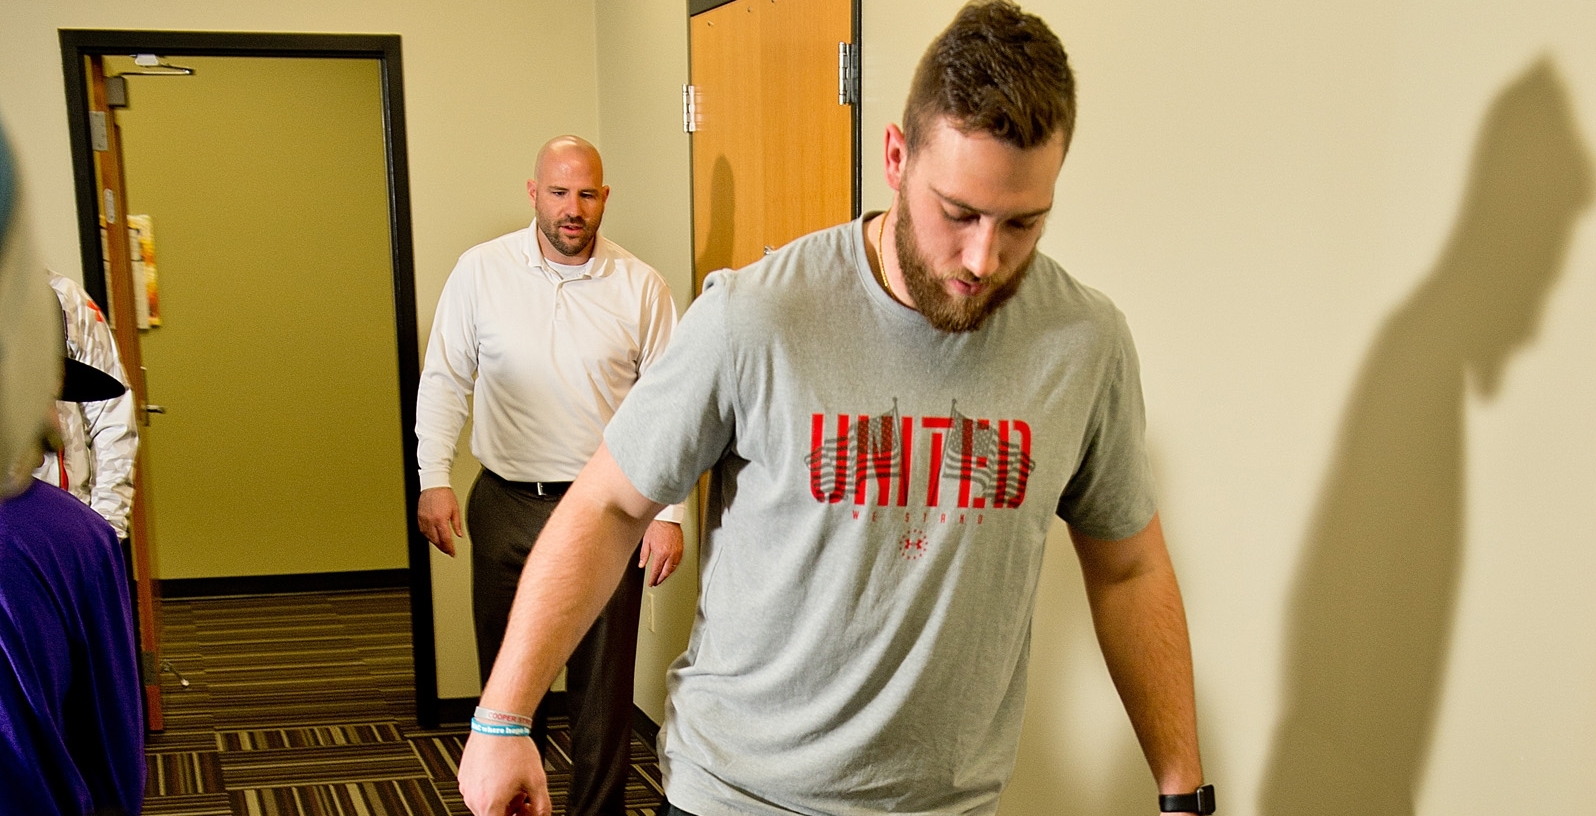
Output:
[902, 0, 1076, 153]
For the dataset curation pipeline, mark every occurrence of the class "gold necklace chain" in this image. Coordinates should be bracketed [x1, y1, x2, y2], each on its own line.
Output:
[872, 212, 899, 303]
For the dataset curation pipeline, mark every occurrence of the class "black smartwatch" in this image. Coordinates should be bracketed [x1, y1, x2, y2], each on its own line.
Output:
[1159, 784, 1216, 814]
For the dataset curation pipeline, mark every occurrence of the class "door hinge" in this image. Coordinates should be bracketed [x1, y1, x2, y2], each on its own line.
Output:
[838, 42, 861, 106]
[683, 84, 701, 133]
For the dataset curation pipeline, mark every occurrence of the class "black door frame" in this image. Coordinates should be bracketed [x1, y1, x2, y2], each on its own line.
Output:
[58, 29, 441, 727]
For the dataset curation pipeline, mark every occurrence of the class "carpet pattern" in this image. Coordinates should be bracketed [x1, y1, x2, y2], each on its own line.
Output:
[143, 589, 664, 816]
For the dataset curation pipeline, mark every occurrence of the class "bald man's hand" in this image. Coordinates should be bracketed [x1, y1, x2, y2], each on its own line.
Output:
[418, 486, 463, 556]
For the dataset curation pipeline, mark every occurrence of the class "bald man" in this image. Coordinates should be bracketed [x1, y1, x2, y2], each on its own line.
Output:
[415, 136, 684, 815]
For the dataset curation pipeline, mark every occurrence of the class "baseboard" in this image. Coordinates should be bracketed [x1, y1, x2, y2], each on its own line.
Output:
[437, 691, 660, 742]
[160, 569, 410, 598]
[631, 705, 660, 743]
[436, 696, 479, 725]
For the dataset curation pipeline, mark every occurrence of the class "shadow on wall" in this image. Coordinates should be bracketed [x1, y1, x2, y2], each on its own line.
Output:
[695, 155, 736, 294]
[1261, 60, 1592, 815]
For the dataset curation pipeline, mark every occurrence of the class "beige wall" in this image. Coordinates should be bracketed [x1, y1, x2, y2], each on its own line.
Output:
[863, 2, 1596, 815]
[593, 0, 698, 726]
[114, 55, 406, 579]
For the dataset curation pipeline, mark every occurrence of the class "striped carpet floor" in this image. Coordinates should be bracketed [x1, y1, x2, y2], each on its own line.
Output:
[143, 589, 664, 816]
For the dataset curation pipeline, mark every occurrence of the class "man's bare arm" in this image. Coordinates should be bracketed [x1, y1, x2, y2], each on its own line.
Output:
[1070, 513, 1205, 812]
[458, 442, 666, 816]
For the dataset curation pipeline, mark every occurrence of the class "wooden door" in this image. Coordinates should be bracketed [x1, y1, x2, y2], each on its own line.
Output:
[690, 0, 855, 293]
[87, 54, 165, 731]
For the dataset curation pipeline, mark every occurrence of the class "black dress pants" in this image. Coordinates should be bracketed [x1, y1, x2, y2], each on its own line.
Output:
[468, 468, 643, 816]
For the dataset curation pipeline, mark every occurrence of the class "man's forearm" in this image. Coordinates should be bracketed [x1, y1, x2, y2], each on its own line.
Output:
[414, 377, 470, 492]
[1072, 515, 1204, 796]
[477, 461, 658, 716]
[458, 444, 664, 813]
[414, 308, 477, 491]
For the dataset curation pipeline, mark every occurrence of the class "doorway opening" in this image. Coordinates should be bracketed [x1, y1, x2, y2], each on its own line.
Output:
[59, 30, 442, 727]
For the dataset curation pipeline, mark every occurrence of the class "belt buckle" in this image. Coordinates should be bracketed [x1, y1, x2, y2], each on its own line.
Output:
[536, 482, 551, 497]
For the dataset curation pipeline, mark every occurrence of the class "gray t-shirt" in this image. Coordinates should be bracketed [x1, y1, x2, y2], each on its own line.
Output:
[605, 216, 1156, 816]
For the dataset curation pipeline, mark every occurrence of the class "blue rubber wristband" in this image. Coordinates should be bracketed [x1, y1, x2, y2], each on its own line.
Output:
[470, 717, 532, 737]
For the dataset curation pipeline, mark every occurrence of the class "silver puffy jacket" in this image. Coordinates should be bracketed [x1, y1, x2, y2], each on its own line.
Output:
[33, 272, 138, 538]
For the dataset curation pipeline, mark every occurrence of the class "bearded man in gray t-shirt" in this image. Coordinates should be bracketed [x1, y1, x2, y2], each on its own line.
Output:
[459, 3, 1211, 815]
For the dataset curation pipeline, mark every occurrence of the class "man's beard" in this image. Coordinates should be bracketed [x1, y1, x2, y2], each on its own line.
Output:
[894, 200, 1030, 333]
[537, 214, 600, 259]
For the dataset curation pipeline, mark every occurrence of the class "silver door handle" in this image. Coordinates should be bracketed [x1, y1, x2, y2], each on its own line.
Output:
[144, 404, 166, 414]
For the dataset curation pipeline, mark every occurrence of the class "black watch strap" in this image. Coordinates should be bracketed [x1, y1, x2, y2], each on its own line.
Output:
[1159, 784, 1216, 814]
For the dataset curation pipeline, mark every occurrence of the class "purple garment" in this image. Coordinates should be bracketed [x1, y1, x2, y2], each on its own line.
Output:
[0, 480, 143, 815]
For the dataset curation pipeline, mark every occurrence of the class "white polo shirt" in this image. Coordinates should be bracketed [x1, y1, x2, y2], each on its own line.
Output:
[416, 225, 682, 522]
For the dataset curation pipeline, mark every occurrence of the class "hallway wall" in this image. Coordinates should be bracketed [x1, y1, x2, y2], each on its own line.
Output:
[862, 2, 1596, 814]
[593, 0, 697, 726]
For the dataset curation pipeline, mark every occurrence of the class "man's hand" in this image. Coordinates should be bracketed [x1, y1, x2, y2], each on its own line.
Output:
[638, 520, 684, 587]
[458, 732, 550, 816]
[418, 486, 464, 556]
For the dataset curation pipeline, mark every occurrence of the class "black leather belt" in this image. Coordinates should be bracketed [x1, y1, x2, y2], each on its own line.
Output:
[483, 468, 572, 498]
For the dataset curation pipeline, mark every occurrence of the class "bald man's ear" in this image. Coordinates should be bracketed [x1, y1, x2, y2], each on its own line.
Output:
[526, 179, 537, 202]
